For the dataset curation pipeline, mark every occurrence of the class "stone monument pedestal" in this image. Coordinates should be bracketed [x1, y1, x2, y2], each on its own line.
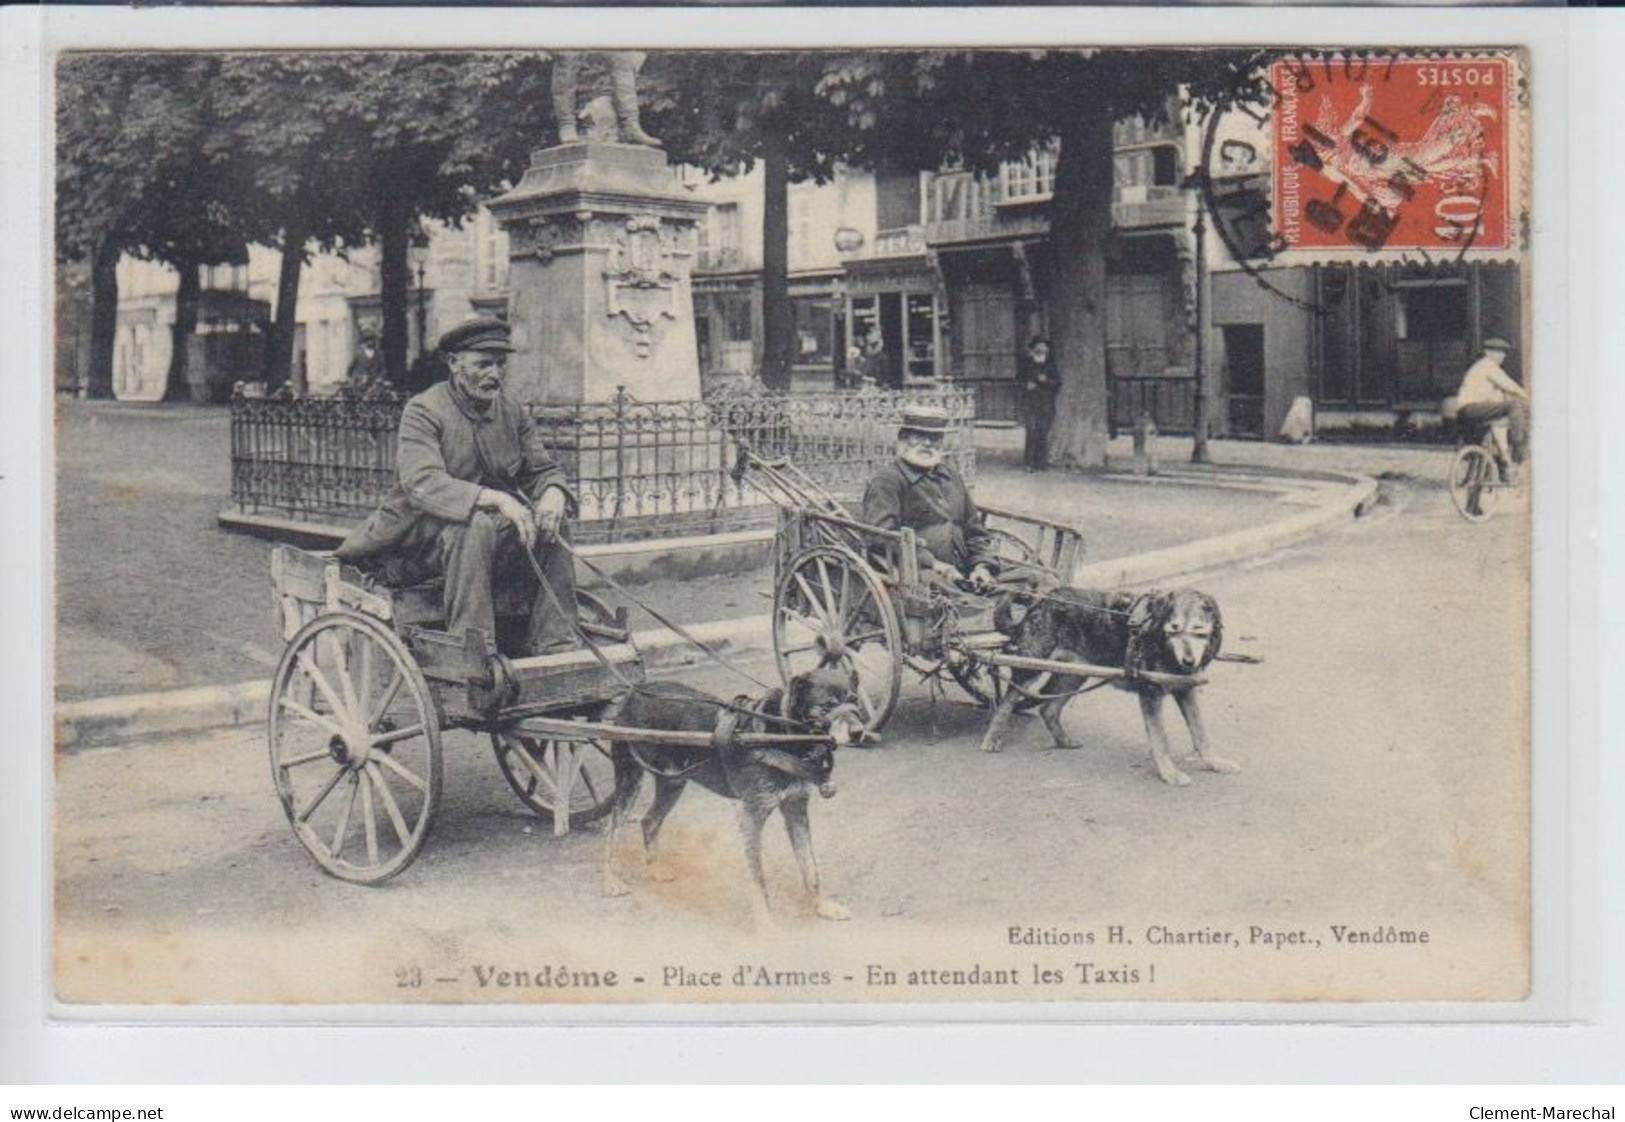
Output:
[488, 142, 708, 405]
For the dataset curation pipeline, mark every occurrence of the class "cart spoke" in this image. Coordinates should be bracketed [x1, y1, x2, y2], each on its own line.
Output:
[844, 628, 888, 648]
[278, 696, 348, 742]
[296, 649, 352, 725]
[509, 737, 559, 799]
[332, 633, 363, 720]
[837, 566, 851, 629]
[367, 668, 405, 730]
[372, 722, 426, 748]
[576, 756, 602, 808]
[357, 638, 375, 724]
[373, 747, 428, 794]
[366, 762, 413, 848]
[780, 642, 821, 657]
[792, 572, 832, 627]
[360, 767, 379, 865]
[843, 585, 876, 630]
[815, 556, 838, 621]
[331, 773, 360, 857]
[279, 746, 338, 769]
[845, 670, 878, 723]
[296, 764, 349, 823]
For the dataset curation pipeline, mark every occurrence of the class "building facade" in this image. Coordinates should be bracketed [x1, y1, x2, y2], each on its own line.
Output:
[98, 108, 1520, 432]
[104, 216, 506, 402]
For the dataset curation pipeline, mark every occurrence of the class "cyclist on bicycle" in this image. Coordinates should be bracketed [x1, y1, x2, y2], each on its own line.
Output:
[1454, 337, 1529, 484]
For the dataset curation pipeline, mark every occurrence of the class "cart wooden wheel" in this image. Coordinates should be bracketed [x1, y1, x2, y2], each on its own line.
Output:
[490, 590, 623, 833]
[269, 610, 442, 885]
[1449, 443, 1502, 522]
[773, 545, 903, 733]
[491, 725, 616, 836]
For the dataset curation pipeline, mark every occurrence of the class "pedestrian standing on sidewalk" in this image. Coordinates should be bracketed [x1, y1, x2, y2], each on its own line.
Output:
[1019, 335, 1059, 473]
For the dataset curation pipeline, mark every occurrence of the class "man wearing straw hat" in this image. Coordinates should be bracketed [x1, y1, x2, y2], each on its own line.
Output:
[334, 316, 580, 655]
[861, 404, 998, 590]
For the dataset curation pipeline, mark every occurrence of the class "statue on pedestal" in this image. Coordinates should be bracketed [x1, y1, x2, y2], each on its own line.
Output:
[551, 51, 660, 147]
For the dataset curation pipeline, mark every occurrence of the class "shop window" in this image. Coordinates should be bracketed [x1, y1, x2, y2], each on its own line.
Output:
[721, 292, 753, 344]
[791, 297, 832, 365]
[849, 296, 880, 350]
[905, 294, 937, 381]
[1151, 145, 1179, 187]
[1395, 282, 1471, 400]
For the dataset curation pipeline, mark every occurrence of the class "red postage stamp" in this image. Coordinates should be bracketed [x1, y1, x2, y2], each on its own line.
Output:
[1270, 53, 1523, 260]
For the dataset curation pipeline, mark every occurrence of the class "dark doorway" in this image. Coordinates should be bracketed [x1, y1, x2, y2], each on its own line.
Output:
[695, 315, 711, 375]
[1222, 324, 1265, 438]
[877, 292, 904, 388]
[1394, 282, 1471, 401]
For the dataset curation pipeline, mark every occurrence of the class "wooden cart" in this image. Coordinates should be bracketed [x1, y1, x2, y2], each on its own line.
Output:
[268, 545, 838, 885]
[737, 451, 1156, 733]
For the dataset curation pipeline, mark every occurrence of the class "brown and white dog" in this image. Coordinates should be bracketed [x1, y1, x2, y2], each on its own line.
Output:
[977, 587, 1238, 786]
[601, 668, 867, 924]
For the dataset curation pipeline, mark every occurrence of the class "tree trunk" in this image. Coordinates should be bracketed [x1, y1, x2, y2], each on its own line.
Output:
[163, 256, 200, 402]
[378, 194, 411, 389]
[86, 238, 119, 400]
[759, 132, 793, 392]
[1046, 101, 1115, 470]
[266, 218, 308, 391]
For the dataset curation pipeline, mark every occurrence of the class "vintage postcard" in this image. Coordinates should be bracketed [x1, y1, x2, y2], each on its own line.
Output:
[48, 32, 1536, 1012]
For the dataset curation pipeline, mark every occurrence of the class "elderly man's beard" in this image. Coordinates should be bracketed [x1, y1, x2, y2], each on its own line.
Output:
[899, 443, 945, 471]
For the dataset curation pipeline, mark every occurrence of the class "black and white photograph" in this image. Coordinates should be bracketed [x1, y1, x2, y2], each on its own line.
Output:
[41, 31, 1539, 1010]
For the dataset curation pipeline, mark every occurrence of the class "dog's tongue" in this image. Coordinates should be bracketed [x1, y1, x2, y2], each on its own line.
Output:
[819, 781, 837, 799]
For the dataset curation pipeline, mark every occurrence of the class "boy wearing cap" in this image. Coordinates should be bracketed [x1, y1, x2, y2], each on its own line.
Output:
[334, 317, 580, 655]
[860, 405, 997, 590]
[1455, 338, 1529, 482]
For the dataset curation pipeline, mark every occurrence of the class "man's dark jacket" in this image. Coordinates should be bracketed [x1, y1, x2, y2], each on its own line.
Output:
[860, 459, 992, 572]
[335, 381, 574, 561]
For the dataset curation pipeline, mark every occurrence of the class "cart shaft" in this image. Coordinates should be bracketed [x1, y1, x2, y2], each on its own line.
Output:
[977, 652, 1207, 690]
[507, 714, 833, 750]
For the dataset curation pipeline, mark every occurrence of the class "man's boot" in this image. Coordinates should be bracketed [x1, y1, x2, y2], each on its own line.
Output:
[551, 52, 581, 144]
[610, 53, 660, 147]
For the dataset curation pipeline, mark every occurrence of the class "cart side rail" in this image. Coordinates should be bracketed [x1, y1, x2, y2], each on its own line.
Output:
[270, 543, 394, 638]
[975, 504, 1086, 577]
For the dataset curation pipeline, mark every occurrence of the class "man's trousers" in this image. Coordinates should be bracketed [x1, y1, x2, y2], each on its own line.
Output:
[395, 511, 578, 654]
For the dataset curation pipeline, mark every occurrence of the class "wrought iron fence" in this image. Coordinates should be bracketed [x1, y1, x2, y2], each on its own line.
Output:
[230, 383, 976, 544]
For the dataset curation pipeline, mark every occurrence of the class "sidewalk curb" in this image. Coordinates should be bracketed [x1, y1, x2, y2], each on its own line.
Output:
[1070, 471, 1379, 588]
[59, 469, 1374, 749]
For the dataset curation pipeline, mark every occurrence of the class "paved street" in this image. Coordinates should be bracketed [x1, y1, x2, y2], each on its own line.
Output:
[56, 398, 1291, 701]
[54, 477, 1529, 1005]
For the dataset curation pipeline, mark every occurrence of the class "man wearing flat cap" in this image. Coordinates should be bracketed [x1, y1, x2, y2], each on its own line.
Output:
[334, 317, 579, 655]
[1454, 337, 1529, 483]
[861, 405, 998, 590]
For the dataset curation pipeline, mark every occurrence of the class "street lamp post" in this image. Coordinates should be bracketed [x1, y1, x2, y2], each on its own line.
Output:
[413, 254, 428, 362]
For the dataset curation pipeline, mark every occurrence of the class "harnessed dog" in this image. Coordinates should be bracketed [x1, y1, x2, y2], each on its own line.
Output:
[601, 668, 867, 925]
[978, 586, 1239, 786]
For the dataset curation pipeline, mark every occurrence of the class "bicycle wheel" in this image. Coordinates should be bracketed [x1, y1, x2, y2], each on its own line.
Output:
[1449, 444, 1500, 523]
